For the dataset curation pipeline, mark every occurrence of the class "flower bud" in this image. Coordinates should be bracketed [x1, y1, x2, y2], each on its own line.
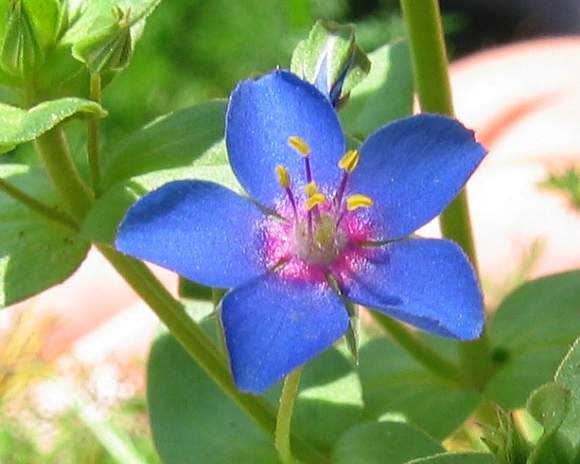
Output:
[291, 21, 370, 108]
[72, 6, 133, 75]
[0, 0, 45, 77]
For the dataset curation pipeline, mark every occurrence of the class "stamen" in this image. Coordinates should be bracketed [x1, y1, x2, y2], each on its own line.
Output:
[306, 193, 326, 211]
[288, 135, 313, 183]
[274, 164, 297, 219]
[276, 165, 290, 189]
[335, 149, 360, 210]
[304, 181, 318, 197]
[288, 136, 310, 157]
[346, 194, 373, 211]
[338, 149, 360, 173]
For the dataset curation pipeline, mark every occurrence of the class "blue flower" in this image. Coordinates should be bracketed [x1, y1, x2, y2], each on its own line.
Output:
[116, 70, 487, 394]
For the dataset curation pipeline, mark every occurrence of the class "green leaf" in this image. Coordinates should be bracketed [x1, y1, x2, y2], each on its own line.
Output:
[147, 329, 363, 463]
[147, 331, 278, 464]
[82, 164, 239, 244]
[290, 20, 370, 105]
[358, 337, 480, 440]
[555, 336, 580, 449]
[83, 101, 236, 244]
[341, 40, 414, 140]
[485, 271, 580, 409]
[101, 100, 227, 187]
[405, 453, 496, 464]
[0, 165, 89, 307]
[0, 97, 106, 153]
[526, 383, 573, 464]
[527, 383, 570, 435]
[331, 421, 443, 464]
[292, 347, 363, 451]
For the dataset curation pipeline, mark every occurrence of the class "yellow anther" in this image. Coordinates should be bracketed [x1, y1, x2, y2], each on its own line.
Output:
[338, 149, 360, 173]
[275, 165, 290, 189]
[288, 136, 310, 157]
[303, 181, 319, 197]
[306, 193, 327, 211]
[346, 194, 374, 212]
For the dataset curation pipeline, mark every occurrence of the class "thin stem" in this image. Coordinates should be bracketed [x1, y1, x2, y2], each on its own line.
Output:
[0, 177, 78, 230]
[33, 122, 326, 463]
[98, 247, 327, 464]
[88, 73, 102, 194]
[34, 127, 94, 221]
[372, 312, 464, 385]
[275, 368, 303, 464]
[400, 0, 492, 387]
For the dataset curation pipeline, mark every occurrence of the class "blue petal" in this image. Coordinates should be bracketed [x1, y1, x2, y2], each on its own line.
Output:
[116, 180, 267, 288]
[348, 114, 487, 240]
[344, 238, 484, 340]
[221, 273, 348, 393]
[226, 69, 345, 207]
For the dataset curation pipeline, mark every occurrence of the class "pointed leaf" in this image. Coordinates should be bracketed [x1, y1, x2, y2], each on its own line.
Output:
[0, 97, 106, 153]
[0, 165, 89, 307]
[341, 40, 414, 139]
[486, 272, 580, 409]
[555, 336, 580, 449]
[147, 328, 364, 463]
[405, 453, 496, 464]
[358, 337, 480, 440]
[332, 421, 443, 464]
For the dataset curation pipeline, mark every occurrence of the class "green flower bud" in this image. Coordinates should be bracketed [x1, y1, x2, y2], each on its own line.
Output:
[291, 21, 370, 108]
[481, 407, 531, 464]
[1, 0, 42, 77]
[72, 6, 134, 75]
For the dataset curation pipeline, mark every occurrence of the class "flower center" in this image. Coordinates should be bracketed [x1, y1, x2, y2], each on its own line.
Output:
[269, 136, 373, 271]
[293, 212, 346, 265]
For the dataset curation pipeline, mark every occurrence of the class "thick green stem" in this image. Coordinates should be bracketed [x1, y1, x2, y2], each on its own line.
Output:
[400, 0, 492, 387]
[34, 127, 93, 221]
[372, 312, 464, 385]
[88, 73, 102, 194]
[33, 123, 325, 463]
[0, 176, 78, 230]
[275, 368, 303, 464]
[99, 247, 327, 464]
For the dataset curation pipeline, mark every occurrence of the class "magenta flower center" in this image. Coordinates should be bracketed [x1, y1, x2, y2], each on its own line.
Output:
[262, 136, 375, 283]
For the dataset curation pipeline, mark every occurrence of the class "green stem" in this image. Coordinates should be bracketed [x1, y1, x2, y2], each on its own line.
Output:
[400, 0, 492, 387]
[33, 123, 326, 463]
[372, 312, 464, 385]
[98, 247, 327, 464]
[275, 368, 303, 464]
[34, 127, 94, 221]
[88, 73, 102, 194]
[0, 176, 78, 230]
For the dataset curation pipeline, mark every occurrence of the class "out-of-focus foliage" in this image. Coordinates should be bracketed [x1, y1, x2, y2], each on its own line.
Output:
[542, 167, 580, 211]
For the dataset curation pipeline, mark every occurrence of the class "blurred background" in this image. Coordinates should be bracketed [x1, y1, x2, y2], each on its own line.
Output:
[2, 0, 580, 462]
